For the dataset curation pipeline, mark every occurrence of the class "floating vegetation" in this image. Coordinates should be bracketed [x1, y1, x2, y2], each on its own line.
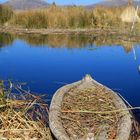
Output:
[0, 81, 52, 140]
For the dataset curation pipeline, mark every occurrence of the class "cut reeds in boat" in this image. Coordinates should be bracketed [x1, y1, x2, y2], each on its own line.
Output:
[49, 75, 133, 140]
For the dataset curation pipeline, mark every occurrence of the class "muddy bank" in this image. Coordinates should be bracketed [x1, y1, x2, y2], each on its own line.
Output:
[0, 25, 132, 36]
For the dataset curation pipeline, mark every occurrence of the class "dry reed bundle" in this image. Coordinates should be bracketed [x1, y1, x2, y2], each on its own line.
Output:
[61, 84, 130, 140]
[0, 81, 52, 140]
[60, 81, 140, 140]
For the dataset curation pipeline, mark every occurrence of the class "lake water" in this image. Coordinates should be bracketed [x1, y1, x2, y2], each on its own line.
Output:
[0, 33, 140, 107]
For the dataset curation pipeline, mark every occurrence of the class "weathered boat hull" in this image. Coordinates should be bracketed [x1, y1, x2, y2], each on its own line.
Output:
[49, 75, 132, 140]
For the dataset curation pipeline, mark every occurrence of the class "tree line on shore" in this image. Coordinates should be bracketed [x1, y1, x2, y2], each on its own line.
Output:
[0, 4, 139, 29]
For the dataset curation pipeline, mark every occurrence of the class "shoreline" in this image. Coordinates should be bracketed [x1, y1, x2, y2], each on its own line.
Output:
[1, 26, 140, 43]
[0, 26, 129, 35]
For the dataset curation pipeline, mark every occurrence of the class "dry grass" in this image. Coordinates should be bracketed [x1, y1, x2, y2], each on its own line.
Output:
[1, 4, 140, 31]
[0, 5, 13, 24]
[60, 81, 140, 140]
[0, 81, 52, 140]
[61, 85, 124, 139]
[11, 6, 90, 29]
[9, 5, 128, 29]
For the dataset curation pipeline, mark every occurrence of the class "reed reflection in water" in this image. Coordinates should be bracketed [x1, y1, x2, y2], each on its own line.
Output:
[0, 33, 140, 107]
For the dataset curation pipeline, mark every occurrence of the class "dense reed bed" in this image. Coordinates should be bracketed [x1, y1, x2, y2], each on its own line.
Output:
[11, 6, 124, 29]
[0, 5, 13, 24]
[0, 4, 136, 29]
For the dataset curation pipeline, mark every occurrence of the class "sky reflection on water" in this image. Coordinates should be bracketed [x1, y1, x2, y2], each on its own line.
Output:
[0, 34, 140, 107]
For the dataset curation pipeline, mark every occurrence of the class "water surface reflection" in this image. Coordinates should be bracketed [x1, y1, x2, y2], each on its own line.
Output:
[0, 33, 140, 108]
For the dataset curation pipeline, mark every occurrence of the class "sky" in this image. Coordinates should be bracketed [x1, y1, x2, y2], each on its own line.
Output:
[0, 0, 102, 5]
[47, 0, 102, 5]
[0, 0, 7, 3]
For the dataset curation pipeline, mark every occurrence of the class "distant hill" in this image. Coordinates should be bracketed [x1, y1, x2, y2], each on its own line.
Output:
[4, 0, 140, 10]
[86, 0, 140, 8]
[4, 0, 49, 10]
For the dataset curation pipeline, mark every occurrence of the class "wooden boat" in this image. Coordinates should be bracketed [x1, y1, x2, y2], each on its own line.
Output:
[49, 75, 136, 140]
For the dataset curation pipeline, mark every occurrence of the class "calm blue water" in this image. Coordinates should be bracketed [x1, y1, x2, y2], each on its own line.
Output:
[0, 34, 140, 107]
